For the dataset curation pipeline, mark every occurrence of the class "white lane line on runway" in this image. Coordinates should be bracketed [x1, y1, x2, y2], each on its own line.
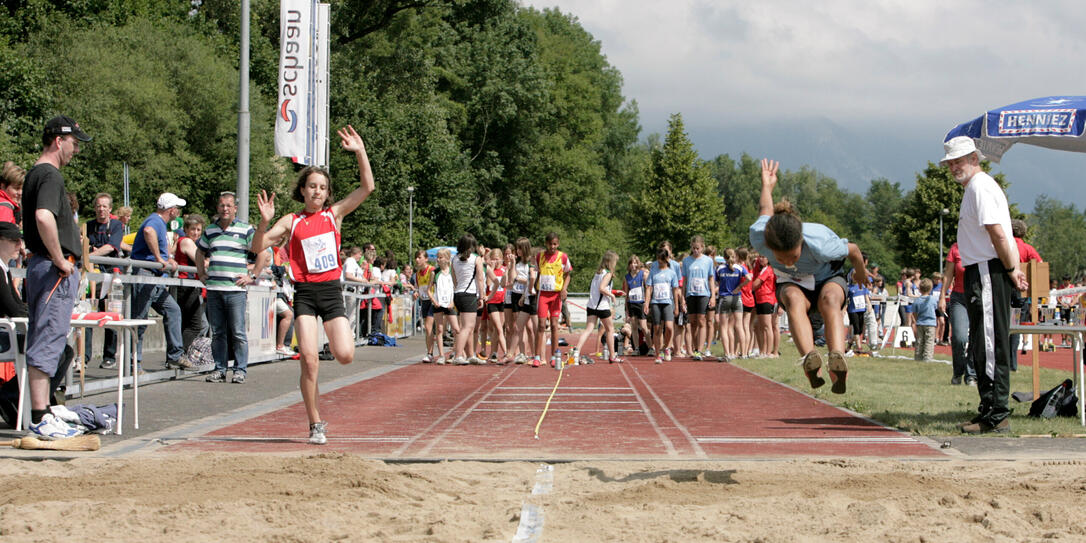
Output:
[417, 366, 524, 456]
[476, 409, 643, 413]
[189, 436, 412, 442]
[395, 366, 519, 457]
[490, 392, 636, 396]
[497, 386, 631, 390]
[695, 436, 919, 444]
[481, 400, 640, 404]
[617, 364, 677, 457]
[630, 367, 708, 459]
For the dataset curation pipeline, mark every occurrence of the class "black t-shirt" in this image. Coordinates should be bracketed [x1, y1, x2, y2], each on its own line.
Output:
[22, 163, 81, 259]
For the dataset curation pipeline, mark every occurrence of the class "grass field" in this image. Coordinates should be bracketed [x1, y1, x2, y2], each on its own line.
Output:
[722, 338, 1085, 437]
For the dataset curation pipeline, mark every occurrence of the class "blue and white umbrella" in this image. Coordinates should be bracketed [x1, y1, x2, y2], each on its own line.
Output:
[944, 96, 1086, 163]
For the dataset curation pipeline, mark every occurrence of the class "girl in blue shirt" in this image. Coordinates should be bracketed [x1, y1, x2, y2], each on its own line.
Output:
[645, 248, 680, 364]
[749, 159, 867, 394]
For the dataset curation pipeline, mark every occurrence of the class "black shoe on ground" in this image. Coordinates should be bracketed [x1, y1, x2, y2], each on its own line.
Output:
[951, 376, 962, 385]
[99, 359, 117, 370]
[205, 370, 226, 383]
[964, 376, 977, 386]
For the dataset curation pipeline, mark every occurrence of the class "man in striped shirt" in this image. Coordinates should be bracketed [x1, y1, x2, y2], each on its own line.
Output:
[196, 192, 267, 384]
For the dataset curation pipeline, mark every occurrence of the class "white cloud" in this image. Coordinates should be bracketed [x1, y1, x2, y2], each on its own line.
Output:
[521, 0, 1086, 131]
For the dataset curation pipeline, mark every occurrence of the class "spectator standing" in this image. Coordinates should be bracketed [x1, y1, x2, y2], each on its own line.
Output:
[939, 243, 974, 385]
[23, 116, 90, 438]
[941, 137, 1028, 434]
[174, 213, 208, 352]
[0, 162, 24, 225]
[131, 193, 188, 371]
[1010, 219, 1043, 369]
[84, 192, 125, 369]
[197, 192, 264, 384]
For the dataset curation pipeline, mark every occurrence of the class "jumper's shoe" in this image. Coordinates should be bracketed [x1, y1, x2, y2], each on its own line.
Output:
[664, 348, 673, 362]
[799, 351, 825, 389]
[654, 357, 663, 365]
[514, 353, 527, 365]
[468, 356, 483, 365]
[692, 352, 703, 361]
[827, 351, 848, 394]
[960, 419, 1010, 434]
[531, 358, 542, 368]
[276, 347, 297, 357]
[421, 354, 433, 364]
[309, 421, 328, 444]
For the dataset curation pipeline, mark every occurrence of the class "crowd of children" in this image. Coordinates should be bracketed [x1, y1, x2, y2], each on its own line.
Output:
[405, 231, 828, 368]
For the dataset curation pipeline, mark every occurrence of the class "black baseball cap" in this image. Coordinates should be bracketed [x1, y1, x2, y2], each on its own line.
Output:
[43, 115, 92, 142]
[0, 222, 21, 240]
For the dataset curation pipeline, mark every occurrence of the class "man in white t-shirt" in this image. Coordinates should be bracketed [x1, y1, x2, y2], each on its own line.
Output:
[941, 136, 1028, 434]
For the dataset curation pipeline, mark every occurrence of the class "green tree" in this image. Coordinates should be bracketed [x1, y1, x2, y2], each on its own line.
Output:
[631, 113, 727, 252]
[892, 161, 1019, 274]
[1030, 195, 1086, 279]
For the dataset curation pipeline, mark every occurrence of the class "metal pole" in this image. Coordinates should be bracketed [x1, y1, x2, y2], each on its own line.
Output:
[237, 0, 251, 221]
[939, 208, 949, 270]
[407, 186, 415, 257]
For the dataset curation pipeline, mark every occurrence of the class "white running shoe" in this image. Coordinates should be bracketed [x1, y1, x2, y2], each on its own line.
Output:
[309, 421, 327, 445]
[29, 413, 81, 440]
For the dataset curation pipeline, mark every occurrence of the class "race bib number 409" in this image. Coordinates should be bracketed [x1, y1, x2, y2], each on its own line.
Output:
[301, 232, 338, 273]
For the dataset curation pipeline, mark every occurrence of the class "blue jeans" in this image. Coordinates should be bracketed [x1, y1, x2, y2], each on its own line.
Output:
[207, 290, 248, 374]
[133, 268, 184, 363]
[948, 291, 975, 379]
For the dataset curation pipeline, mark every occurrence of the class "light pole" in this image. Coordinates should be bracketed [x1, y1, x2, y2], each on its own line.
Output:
[407, 186, 415, 258]
[939, 208, 949, 270]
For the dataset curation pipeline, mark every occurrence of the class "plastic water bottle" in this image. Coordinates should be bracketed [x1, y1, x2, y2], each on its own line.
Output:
[107, 269, 125, 315]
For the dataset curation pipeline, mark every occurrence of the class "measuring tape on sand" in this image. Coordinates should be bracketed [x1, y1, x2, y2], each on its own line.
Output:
[533, 363, 565, 439]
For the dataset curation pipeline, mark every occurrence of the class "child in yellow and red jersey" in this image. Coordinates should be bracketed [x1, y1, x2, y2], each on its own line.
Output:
[535, 232, 572, 366]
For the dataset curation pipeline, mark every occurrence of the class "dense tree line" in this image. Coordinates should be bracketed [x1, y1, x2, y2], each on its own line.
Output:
[1, 0, 1079, 289]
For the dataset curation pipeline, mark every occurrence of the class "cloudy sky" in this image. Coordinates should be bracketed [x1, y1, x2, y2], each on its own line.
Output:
[521, 0, 1086, 207]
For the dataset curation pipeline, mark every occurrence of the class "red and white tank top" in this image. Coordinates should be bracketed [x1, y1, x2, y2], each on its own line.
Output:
[287, 208, 342, 283]
[487, 266, 506, 304]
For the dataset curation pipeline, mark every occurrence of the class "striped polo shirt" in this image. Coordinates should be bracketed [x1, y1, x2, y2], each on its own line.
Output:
[197, 219, 256, 291]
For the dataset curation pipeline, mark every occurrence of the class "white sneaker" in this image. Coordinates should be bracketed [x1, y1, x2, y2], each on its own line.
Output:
[29, 413, 81, 440]
[309, 421, 327, 445]
[664, 348, 672, 362]
[421, 354, 432, 363]
[276, 347, 296, 357]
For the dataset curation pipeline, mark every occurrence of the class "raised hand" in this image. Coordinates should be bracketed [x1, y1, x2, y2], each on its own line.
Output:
[760, 158, 779, 188]
[337, 125, 366, 154]
[257, 190, 276, 224]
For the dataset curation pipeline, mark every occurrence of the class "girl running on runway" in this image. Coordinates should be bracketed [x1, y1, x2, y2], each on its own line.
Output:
[252, 125, 375, 445]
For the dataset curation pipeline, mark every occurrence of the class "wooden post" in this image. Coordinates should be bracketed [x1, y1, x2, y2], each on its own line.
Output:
[1026, 261, 1049, 399]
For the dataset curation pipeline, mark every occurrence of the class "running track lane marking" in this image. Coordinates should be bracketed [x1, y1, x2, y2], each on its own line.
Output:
[392, 365, 518, 457]
[616, 364, 678, 457]
[696, 437, 919, 444]
[627, 364, 708, 458]
[415, 366, 524, 456]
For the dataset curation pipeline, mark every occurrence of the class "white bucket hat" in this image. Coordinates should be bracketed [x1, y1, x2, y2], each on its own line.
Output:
[940, 136, 983, 163]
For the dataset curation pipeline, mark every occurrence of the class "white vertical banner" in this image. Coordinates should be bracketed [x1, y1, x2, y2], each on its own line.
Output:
[275, 0, 312, 163]
[313, 2, 330, 167]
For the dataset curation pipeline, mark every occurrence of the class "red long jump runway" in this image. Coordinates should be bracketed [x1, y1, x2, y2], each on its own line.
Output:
[165, 358, 944, 459]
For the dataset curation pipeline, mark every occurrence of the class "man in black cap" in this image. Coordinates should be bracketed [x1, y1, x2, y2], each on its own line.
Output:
[21, 115, 90, 438]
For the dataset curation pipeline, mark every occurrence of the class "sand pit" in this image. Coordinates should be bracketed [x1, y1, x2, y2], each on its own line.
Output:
[1, 454, 1085, 542]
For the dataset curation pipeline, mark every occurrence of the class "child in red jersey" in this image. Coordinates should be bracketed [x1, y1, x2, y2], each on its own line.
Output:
[252, 125, 374, 445]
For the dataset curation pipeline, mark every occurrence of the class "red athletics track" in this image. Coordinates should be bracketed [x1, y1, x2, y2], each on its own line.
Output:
[165, 357, 944, 459]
